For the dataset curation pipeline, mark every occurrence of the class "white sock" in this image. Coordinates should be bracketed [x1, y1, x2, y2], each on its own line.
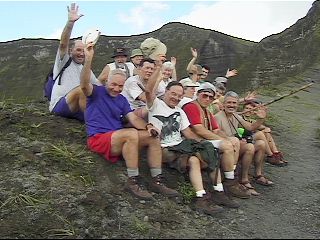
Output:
[196, 190, 206, 197]
[224, 171, 235, 179]
[213, 183, 224, 192]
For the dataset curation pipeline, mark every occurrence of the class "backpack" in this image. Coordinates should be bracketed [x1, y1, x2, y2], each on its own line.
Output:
[44, 57, 72, 101]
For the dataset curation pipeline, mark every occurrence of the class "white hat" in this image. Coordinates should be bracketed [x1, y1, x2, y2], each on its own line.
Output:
[81, 28, 101, 45]
[179, 78, 200, 87]
[197, 82, 216, 94]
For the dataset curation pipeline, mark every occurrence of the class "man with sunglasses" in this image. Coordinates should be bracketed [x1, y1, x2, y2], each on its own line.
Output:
[182, 83, 250, 207]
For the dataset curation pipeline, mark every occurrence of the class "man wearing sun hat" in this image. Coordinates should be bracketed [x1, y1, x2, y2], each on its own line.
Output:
[98, 47, 135, 84]
[130, 48, 144, 68]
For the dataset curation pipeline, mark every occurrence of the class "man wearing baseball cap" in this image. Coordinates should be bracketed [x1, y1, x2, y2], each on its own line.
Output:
[177, 78, 200, 108]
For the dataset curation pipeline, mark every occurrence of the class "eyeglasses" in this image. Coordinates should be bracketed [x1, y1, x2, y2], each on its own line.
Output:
[201, 93, 215, 100]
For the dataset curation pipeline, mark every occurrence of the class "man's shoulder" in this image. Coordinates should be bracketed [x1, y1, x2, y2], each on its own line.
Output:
[126, 75, 139, 83]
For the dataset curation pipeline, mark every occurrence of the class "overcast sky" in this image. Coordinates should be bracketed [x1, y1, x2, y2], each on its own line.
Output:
[0, 0, 314, 43]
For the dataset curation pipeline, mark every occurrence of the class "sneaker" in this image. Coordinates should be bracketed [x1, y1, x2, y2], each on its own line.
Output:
[223, 178, 251, 199]
[194, 194, 224, 216]
[211, 191, 240, 208]
[266, 155, 285, 167]
[149, 174, 180, 197]
[125, 176, 153, 200]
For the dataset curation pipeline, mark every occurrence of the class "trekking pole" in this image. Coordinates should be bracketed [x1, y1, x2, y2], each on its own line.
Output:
[239, 82, 314, 115]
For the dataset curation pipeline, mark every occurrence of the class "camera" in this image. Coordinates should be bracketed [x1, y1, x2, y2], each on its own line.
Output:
[235, 128, 254, 143]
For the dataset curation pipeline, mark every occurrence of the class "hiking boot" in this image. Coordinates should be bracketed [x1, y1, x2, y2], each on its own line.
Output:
[125, 176, 153, 200]
[223, 178, 251, 199]
[211, 190, 240, 208]
[266, 155, 285, 167]
[194, 194, 224, 216]
[149, 174, 180, 197]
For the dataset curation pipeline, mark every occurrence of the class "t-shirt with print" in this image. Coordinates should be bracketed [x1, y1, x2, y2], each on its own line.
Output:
[214, 111, 242, 137]
[85, 85, 133, 137]
[148, 98, 190, 148]
[183, 102, 219, 130]
[50, 50, 101, 112]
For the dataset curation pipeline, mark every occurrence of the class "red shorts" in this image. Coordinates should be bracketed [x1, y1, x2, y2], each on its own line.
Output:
[87, 131, 121, 163]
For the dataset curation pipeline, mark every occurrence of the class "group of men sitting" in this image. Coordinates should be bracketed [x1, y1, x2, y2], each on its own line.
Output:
[48, 3, 287, 216]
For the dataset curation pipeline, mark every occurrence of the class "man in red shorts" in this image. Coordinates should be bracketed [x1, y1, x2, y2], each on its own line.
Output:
[80, 43, 178, 200]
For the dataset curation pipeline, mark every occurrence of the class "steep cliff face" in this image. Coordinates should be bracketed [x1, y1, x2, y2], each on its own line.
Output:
[0, 1, 319, 100]
[233, 0, 320, 91]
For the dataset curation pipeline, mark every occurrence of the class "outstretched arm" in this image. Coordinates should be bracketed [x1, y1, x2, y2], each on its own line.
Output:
[170, 57, 177, 81]
[145, 59, 163, 109]
[59, 3, 84, 59]
[186, 48, 198, 73]
[80, 43, 94, 96]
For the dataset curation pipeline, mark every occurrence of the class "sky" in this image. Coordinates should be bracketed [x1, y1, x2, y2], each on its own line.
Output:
[0, 0, 314, 43]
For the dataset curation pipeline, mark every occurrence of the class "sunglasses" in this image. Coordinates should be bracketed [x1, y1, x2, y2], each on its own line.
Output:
[201, 93, 215, 100]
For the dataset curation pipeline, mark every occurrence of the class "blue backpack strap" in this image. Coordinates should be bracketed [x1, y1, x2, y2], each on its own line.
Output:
[55, 57, 72, 85]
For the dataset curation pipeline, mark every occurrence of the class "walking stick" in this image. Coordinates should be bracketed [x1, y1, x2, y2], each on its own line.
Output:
[239, 82, 314, 115]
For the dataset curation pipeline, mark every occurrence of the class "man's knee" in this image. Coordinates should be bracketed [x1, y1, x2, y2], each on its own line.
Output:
[188, 156, 200, 168]
[243, 143, 255, 155]
[254, 140, 266, 151]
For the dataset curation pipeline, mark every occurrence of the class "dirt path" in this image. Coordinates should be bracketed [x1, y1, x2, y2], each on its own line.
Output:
[222, 72, 320, 238]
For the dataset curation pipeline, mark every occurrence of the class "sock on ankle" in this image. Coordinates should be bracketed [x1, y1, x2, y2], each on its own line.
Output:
[213, 183, 224, 192]
[127, 168, 139, 178]
[224, 171, 235, 179]
[150, 168, 162, 178]
[196, 190, 206, 197]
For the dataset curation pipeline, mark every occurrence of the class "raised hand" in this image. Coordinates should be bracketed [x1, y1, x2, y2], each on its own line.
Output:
[255, 104, 267, 119]
[191, 48, 198, 59]
[225, 68, 238, 78]
[84, 42, 95, 61]
[170, 57, 177, 66]
[244, 91, 257, 102]
[67, 3, 84, 22]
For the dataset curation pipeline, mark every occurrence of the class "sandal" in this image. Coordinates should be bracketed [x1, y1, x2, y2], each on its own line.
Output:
[274, 152, 288, 165]
[266, 155, 285, 167]
[240, 181, 260, 196]
[253, 175, 274, 187]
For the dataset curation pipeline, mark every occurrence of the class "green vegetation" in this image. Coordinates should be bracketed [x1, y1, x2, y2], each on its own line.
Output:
[178, 182, 195, 204]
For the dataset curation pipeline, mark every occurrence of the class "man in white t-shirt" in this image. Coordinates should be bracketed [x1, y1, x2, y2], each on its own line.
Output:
[144, 60, 225, 216]
[49, 3, 101, 122]
[121, 58, 163, 119]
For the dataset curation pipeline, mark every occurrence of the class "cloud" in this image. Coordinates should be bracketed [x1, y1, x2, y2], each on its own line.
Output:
[45, 28, 63, 40]
[175, 1, 313, 42]
[118, 1, 169, 35]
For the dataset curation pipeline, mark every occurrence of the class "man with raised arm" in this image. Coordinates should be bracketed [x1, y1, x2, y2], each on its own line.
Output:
[215, 91, 274, 196]
[80, 42, 178, 200]
[49, 3, 102, 122]
[144, 59, 225, 216]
